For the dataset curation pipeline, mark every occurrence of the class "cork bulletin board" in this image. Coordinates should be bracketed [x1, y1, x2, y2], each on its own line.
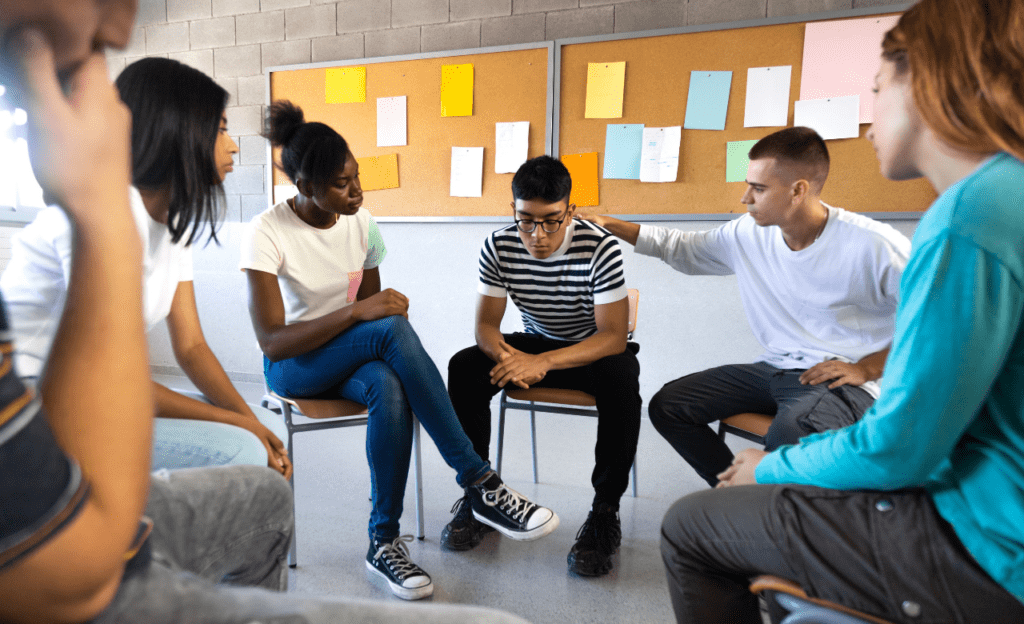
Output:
[556, 6, 935, 218]
[267, 43, 552, 219]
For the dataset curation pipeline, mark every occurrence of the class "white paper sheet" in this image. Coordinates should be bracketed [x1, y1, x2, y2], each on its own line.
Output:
[639, 126, 681, 183]
[450, 147, 484, 197]
[376, 96, 407, 147]
[495, 121, 529, 174]
[793, 95, 860, 140]
[744, 66, 792, 128]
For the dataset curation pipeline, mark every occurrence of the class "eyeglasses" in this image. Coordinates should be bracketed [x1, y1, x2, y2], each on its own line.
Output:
[514, 208, 571, 234]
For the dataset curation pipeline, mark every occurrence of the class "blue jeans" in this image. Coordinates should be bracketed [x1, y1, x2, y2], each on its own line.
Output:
[265, 315, 490, 540]
[152, 391, 289, 471]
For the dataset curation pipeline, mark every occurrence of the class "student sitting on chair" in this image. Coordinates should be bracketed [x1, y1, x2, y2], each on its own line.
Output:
[581, 127, 910, 486]
[241, 102, 558, 601]
[446, 155, 642, 577]
[661, 0, 1024, 621]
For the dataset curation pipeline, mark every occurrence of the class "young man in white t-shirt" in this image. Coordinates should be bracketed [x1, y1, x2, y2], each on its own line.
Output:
[582, 127, 910, 486]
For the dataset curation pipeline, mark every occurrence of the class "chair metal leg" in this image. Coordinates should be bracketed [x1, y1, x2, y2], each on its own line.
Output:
[412, 418, 425, 540]
[283, 403, 298, 568]
[496, 394, 507, 476]
[530, 406, 538, 484]
[630, 460, 638, 498]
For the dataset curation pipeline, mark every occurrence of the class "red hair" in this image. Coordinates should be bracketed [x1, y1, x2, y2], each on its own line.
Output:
[882, 0, 1024, 162]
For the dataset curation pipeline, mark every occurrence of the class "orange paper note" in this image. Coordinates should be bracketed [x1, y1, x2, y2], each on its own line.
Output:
[561, 152, 600, 207]
[356, 154, 399, 191]
[326, 67, 366, 104]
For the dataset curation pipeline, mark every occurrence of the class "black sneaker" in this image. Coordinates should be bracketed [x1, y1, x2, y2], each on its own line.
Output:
[440, 494, 495, 551]
[567, 504, 621, 576]
[466, 473, 559, 541]
[365, 535, 433, 600]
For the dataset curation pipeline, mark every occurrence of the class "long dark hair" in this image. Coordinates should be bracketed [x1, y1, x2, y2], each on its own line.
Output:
[116, 57, 229, 245]
[264, 100, 349, 197]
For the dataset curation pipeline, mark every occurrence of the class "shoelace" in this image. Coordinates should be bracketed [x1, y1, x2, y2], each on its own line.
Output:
[574, 511, 620, 551]
[482, 484, 536, 522]
[449, 495, 471, 516]
[373, 535, 424, 580]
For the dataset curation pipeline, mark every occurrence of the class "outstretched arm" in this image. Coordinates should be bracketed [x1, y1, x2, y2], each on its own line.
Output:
[577, 213, 641, 246]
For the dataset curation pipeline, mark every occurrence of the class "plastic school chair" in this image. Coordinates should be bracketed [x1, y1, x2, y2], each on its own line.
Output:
[495, 289, 640, 497]
[261, 388, 425, 567]
[751, 575, 898, 624]
[718, 412, 774, 444]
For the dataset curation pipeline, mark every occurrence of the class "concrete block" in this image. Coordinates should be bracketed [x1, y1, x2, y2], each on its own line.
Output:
[580, 0, 639, 6]
[365, 27, 421, 58]
[337, 0, 391, 33]
[222, 164, 265, 195]
[167, 49, 216, 77]
[769, 0, 850, 17]
[241, 194, 273, 222]
[853, 0, 904, 7]
[106, 56, 127, 81]
[513, 0, 577, 14]
[213, 0, 260, 16]
[687, 0, 764, 26]
[262, 40, 312, 70]
[422, 21, 481, 53]
[237, 75, 268, 106]
[216, 77, 239, 106]
[236, 11, 285, 45]
[546, 7, 614, 40]
[286, 4, 337, 39]
[218, 193, 241, 223]
[136, 0, 167, 26]
[392, 0, 449, 28]
[190, 17, 236, 50]
[451, 0, 511, 21]
[239, 135, 270, 166]
[261, 0, 310, 10]
[312, 34, 366, 63]
[168, 0, 211, 22]
[214, 44, 262, 78]
[146, 22, 191, 54]
[481, 13, 545, 47]
[616, 0, 687, 32]
[122, 27, 147, 57]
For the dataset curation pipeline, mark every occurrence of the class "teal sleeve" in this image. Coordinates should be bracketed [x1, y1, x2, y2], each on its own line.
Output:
[756, 233, 1024, 489]
[364, 218, 387, 269]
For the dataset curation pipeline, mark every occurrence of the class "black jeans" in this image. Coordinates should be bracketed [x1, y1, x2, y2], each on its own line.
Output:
[660, 484, 1024, 624]
[447, 333, 641, 508]
[648, 362, 874, 485]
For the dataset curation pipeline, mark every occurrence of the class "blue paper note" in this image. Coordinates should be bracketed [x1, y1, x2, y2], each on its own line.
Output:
[603, 124, 644, 179]
[683, 71, 733, 131]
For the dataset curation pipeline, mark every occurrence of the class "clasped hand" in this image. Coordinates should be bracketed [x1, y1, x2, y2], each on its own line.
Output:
[489, 344, 550, 389]
[354, 288, 409, 321]
[715, 448, 767, 488]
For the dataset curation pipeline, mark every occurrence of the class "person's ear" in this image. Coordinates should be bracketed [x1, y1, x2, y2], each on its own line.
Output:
[566, 202, 577, 218]
[296, 177, 316, 199]
[791, 179, 809, 205]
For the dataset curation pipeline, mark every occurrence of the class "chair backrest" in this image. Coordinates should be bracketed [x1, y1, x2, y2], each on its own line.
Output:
[627, 288, 639, 338]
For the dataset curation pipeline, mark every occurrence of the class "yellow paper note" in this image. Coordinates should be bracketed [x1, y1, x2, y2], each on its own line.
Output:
[561, 152, 600, 207]
[326, 67, 366, 104]
[356, 154, 399, 191]
[585, 62, 625, 119]
[441, 64, 474, 117]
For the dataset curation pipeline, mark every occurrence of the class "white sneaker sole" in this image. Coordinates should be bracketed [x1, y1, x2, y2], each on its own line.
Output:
[474, 509, 560, 541]
[365, 561, 434, 600]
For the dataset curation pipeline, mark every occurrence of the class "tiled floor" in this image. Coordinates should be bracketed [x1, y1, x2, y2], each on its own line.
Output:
[154, 374, 759, 623]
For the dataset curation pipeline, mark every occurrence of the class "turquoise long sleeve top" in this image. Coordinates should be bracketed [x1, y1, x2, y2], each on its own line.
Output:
[756, 153, 1024, 602]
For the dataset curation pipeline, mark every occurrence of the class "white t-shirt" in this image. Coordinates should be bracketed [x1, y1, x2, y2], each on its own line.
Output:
[635, 204, 911, 398]
[239, 202, 386, 325]
[0, 187, 194, 377]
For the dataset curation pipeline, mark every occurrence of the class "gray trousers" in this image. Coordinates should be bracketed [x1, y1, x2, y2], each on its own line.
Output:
[91, 466, 529, 624]
[660, 485, 1024, 624]
[649, 362, 874, 485]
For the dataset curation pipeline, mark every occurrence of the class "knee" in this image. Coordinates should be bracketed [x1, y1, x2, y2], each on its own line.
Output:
[660, 491, 710, 556]
[648, 389, 679, 430]
[233, 465, 295, 533]
[448, 346, 489, 382]
[362, 362, 410, 415]
[763, 413, 803, 451]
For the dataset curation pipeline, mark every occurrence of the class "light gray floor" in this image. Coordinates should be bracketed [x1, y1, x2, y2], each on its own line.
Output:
[154, 373, 760, 624]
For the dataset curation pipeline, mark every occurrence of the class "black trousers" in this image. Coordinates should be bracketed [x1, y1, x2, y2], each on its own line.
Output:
[648, 362, 875, 486]
[447, 333, 642, 508]
[660, 484, 1024, 624]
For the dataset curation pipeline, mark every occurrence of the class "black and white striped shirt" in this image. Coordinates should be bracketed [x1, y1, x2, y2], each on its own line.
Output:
[478, 218, 628, 341]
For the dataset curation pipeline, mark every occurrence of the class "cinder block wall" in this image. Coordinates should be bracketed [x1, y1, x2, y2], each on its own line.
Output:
[110, 0, 906, 224]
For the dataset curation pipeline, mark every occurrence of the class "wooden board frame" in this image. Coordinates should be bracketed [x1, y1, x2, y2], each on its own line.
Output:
[554, 3, 930, 221]
[266, 42, 553, 221]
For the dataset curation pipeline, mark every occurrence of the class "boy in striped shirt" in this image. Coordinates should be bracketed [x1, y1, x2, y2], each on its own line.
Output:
[445, 156, 641, 577]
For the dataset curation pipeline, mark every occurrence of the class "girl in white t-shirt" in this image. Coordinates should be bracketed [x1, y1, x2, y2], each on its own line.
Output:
[241, 101, 558, 601]
[0, 58, 291, 478]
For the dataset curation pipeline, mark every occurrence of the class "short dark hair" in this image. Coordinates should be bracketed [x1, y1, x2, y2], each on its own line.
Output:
[511, 155, 572, 204]
[748, 127, 830, 193]
[116, 57, 229, 246]
[264, 101, 349, 197]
